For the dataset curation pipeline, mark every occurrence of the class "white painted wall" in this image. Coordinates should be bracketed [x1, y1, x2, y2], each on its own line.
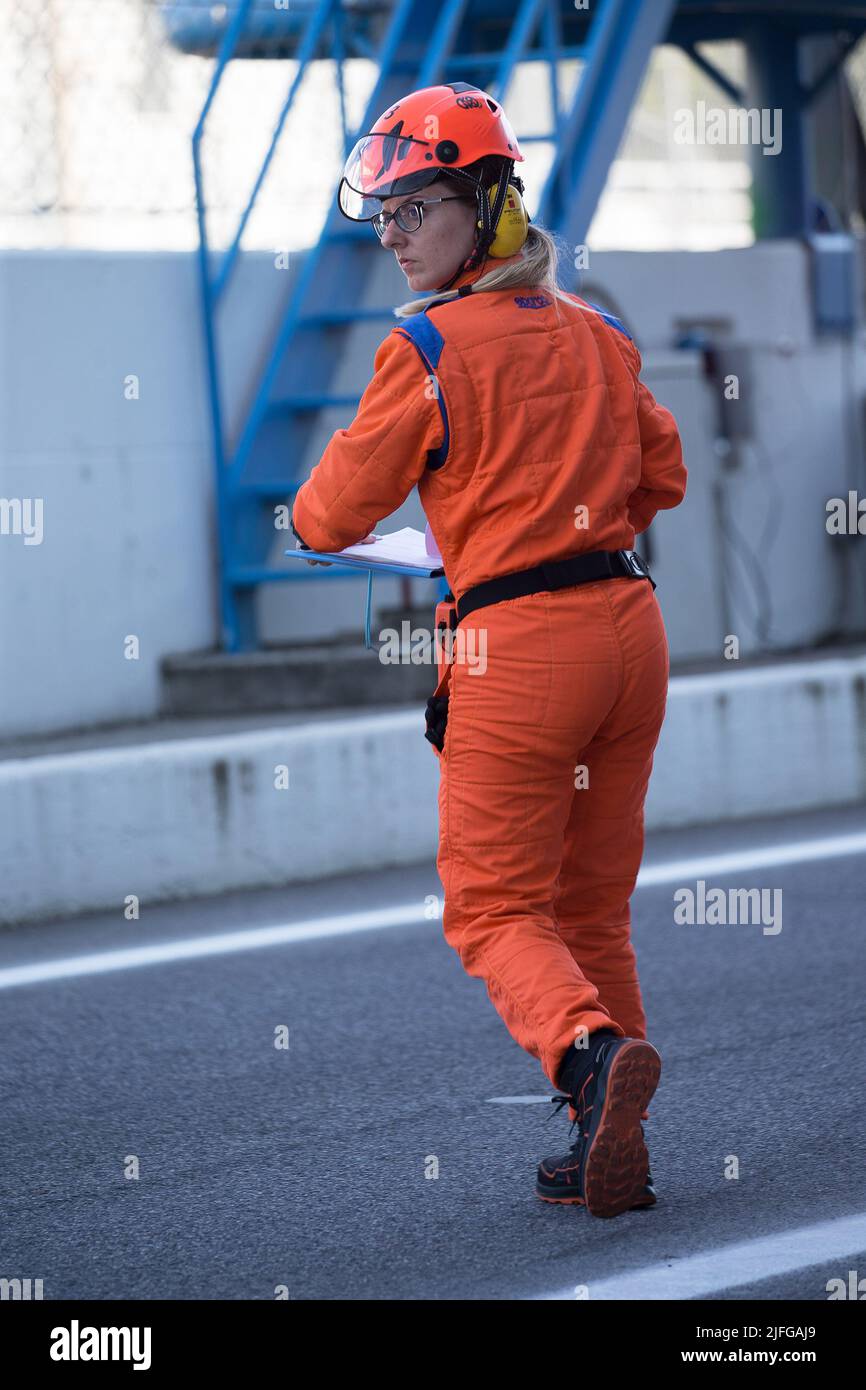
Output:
[2, 653, 865, 925]
[0, 250, 218, 737]
[0, 246, 413, 739]
[1, 239, 864, 740]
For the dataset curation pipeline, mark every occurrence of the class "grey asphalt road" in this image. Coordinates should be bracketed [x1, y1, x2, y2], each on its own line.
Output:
[1, 802, 864, 1301]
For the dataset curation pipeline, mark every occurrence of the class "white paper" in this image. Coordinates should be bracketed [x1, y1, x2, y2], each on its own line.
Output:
[336, 526, 442, 569]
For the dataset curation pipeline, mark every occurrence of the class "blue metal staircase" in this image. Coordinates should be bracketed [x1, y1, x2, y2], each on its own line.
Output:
[178, 0, 677, 649]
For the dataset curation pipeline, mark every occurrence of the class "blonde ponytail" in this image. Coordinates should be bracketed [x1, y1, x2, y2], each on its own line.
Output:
[393, 222, 574, 319]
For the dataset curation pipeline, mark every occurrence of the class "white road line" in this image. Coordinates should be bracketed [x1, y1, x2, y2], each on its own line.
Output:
[1, 829, 865, 990]
[538, 1211, 866, 1300]
[0, 905, 424, 990]
[637, 830, 866, 886]
[486, 1096, 555, 1105]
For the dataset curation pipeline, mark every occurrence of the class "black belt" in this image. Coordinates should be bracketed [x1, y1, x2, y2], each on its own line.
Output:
[455, 548, 655, 624]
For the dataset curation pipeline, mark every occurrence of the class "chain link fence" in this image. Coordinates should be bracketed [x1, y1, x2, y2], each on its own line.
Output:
[5, 0, 849, 252]
[0, 0, 362, 249]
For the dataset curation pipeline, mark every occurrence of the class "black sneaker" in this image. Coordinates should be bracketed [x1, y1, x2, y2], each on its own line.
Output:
[536, 1034, 661, 1218]
[537, 1128, 657, 1210]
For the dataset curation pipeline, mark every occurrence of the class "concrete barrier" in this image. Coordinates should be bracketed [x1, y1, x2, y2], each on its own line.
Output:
[2, 653, 865, 925]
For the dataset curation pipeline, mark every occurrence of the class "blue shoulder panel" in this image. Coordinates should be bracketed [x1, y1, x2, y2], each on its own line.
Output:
[581, 297, 634, 342]
[396, 311, 445, 368]
[394, 313, 449, 469]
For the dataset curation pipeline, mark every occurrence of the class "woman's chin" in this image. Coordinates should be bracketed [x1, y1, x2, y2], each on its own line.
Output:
[405, 267, 440, 293]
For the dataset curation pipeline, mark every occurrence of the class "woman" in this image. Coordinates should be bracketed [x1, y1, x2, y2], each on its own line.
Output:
[291, 83, 687, 1219]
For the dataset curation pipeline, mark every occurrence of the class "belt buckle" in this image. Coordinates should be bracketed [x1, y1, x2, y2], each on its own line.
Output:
[619, 549, 647, 579]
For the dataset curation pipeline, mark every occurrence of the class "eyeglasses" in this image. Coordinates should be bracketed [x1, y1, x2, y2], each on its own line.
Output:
[372, 196, 474, 239]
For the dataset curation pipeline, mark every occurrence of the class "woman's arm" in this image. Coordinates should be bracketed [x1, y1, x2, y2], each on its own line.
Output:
[290, 328, 445, 552]
[622, 341, 688, 534]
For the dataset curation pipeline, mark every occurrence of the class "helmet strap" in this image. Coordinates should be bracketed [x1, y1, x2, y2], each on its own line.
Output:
[465, 158, 514, 269]
[431, 159, 518, 289]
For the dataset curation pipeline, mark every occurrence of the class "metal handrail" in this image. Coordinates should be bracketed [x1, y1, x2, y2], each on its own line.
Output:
[225, 0, 420, 491]
[192, 0, 348, 645]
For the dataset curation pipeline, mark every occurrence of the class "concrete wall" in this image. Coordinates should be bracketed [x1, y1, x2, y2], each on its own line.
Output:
[0, 250, 218, 738]
[0, 247, 414, 739]
[2, 240, 864, 740]
[589, 243, 866, 651]
[2, 650, 865, 926]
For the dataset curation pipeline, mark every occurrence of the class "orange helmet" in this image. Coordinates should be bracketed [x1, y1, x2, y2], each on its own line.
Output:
[338, 83, 525, 279]
[338, 81, 524, 217]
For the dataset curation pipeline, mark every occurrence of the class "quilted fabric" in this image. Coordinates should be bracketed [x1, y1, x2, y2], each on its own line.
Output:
[291, 254, 686, 602]
[291, 255, 687, 1094]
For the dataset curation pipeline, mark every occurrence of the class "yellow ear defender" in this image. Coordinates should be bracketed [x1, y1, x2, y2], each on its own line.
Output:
[479, 181, 529, 257]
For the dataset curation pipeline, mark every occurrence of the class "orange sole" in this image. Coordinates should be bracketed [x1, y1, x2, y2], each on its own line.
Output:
[581, 1039, 661, 1218]
[535, 1189, 656, 1209]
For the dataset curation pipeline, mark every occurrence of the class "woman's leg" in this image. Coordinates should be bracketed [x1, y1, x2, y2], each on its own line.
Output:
[553, 734, 657, 1045]
[553, 578, 670, 1115]
[435, 584, 632, 1089]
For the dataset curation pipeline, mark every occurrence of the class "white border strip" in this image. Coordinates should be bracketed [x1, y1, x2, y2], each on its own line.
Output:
[539, 1211, 866, 1300]
[1, 831, 865, 991]
[637, 830, 866, 885]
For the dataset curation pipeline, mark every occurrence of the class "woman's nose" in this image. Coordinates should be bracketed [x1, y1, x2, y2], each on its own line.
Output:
[380, 218, 405, 250]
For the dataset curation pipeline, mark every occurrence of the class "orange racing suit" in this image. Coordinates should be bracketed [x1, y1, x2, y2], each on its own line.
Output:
[292, 253, 687, 1101]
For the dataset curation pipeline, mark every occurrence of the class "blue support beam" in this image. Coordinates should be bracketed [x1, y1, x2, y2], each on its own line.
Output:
[491, 0, 549, 101]
[744, 21, 809, 239]
[537, 0, 676, 253]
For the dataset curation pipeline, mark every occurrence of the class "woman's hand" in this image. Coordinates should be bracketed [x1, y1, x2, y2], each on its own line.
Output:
[295, 533, 380, 566]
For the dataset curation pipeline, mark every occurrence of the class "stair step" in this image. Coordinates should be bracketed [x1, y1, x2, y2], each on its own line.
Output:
[298, 308, 396, 326]
[324, 228, 373, 244]
[446, 44, 587, 70]
[228, 565, 363, 588]
[266, 393, 362, 413]
[163, 638, 437, 717]
[230, 479, 301, 499]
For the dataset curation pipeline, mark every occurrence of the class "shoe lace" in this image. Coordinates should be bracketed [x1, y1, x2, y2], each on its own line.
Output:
[545, 1045, 654, 1193]
[546, 1069, 596, 1143]
[545, 1038, 621, 1142]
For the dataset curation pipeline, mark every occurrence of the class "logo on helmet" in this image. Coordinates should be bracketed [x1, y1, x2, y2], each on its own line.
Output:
[456, 95, 482, 109]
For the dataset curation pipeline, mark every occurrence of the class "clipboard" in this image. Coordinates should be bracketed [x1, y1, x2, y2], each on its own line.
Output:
[284, 526, 447, 649]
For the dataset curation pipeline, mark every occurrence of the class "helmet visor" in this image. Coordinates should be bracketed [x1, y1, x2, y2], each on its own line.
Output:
[338, 131, 442, 221]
